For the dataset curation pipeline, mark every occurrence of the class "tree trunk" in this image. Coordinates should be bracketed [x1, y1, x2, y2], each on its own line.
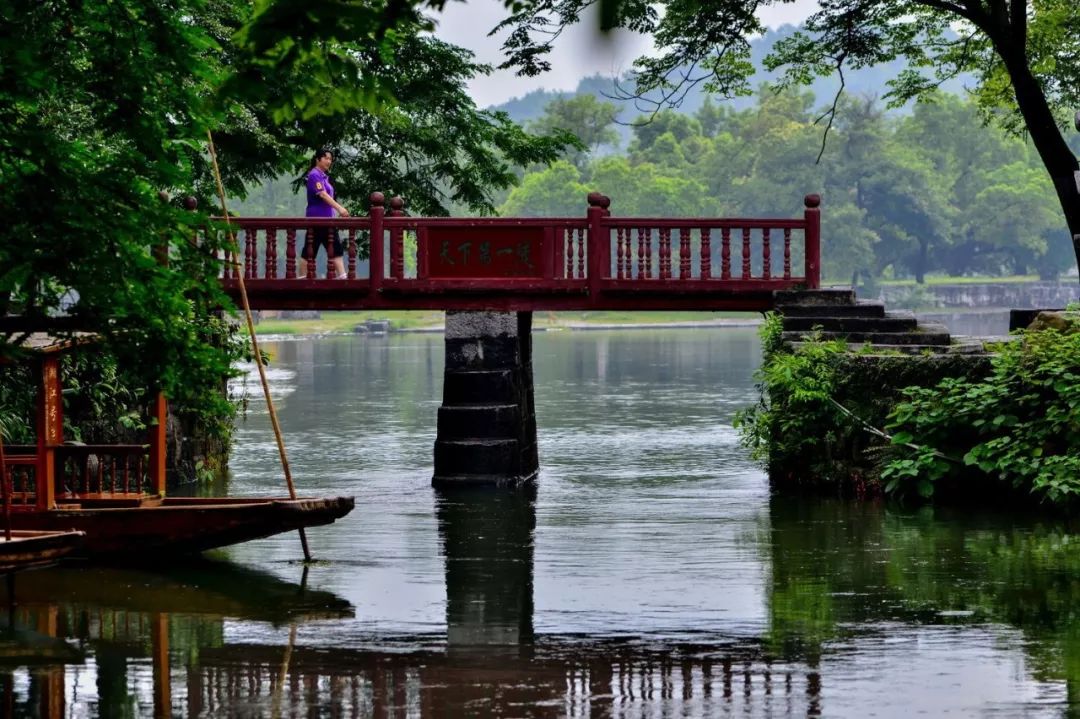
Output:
[916, 240, 927, 284]
[998, 48, 1080, 276]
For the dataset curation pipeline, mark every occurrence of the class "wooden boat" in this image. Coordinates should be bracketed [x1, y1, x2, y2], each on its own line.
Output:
[0, 529, 85, 572]
[1, 333, 355, 561]
[4, 496, 353, 558]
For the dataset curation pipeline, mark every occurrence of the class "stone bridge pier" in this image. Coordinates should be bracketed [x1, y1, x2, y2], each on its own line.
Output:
[432, 311, 539, 488]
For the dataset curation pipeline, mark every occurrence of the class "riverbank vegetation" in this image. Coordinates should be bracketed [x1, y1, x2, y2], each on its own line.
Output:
[737, 312, 1080, 507]
[251, 310, 757, 335]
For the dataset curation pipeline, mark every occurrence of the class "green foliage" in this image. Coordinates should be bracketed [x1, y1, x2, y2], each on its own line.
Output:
[496, 0, 1080, 262]
[0, 0, 578, 454]
[885, 326, 1080, 503]
[734, 327, 849, 467]
[529, 95, 614, 170]
[504, 87, 1074, 279]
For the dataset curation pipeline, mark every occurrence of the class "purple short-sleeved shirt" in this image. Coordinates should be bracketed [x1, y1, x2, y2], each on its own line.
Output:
[306, 168, 336, 218]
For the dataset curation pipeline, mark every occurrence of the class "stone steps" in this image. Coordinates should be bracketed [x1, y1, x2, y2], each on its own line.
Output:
[775, 288, 954, 351]
[787, 340, 992, 355]
[777, 300, 886, 318]
[781, 324, 952, 346]
[781, 311, 917, 333]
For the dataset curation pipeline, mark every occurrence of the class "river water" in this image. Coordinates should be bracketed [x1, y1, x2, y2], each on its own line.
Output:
[4, 325, 1080, 717]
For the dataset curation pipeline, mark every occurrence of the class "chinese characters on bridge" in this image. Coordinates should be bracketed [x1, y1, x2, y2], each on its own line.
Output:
[426, 227, 545, 279]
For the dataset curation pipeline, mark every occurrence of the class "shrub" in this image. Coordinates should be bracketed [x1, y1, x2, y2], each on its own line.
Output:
[884, 326, 1080, 503]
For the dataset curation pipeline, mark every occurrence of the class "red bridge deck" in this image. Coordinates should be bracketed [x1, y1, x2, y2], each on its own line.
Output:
[219, 193, 821, 312]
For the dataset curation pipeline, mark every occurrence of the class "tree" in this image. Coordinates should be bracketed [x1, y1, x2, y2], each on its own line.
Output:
[495, 0, 1080, 272]
[0, 0, 573, 435]
[530, 95, 618, 170]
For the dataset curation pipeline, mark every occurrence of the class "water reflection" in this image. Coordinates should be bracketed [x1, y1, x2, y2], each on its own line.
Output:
[5, 330, 1080, 716]
[436, 485, 536, 653]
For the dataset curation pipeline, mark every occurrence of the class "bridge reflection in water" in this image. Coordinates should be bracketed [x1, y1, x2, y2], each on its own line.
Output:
[0, 491, 825, 717]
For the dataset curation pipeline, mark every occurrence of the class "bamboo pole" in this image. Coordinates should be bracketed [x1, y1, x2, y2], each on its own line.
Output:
[0, 438, 11, 541]
[205, 131, 311, 562]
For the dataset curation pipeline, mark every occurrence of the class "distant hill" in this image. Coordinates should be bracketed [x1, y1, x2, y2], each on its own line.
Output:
[490, 24, 970, 135]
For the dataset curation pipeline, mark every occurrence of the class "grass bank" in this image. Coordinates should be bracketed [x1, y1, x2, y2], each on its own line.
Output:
[252, 310, 758, 335]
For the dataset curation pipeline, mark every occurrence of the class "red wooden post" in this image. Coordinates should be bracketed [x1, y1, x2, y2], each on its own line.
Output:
[804, 194, 821, 288]
[637, 227, 646, 280]
[564, 229, 574, 278]
[347, 228, 357, 278]
[306, 224, 317, 279]
[390, 196, 405, 279]
[586, 193, 608, 298]
[369, 192, 385, 291]
[148, 391, 167, 496]
[285, 228, 297, 279]
[659, 227, 671, 279]
[721, 227, 731, 279]
[266, 227, 277, 279]
[701, 228, 712, 279]
[35, 355, 61, 510]
[679, 228, 691, 279]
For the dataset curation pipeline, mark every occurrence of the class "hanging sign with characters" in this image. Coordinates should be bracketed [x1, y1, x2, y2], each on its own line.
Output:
[425, 226, 545, 279]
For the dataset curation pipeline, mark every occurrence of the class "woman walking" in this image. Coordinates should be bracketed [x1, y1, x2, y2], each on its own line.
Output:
[300, 148, 350, 279]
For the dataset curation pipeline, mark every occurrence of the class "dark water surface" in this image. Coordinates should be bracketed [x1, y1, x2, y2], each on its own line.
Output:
[3, 328, 1080, 717]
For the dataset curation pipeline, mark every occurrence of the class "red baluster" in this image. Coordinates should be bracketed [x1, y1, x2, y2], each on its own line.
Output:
[701, 228, 712, 279]
[721, 227, 731, 280]
[246, 229, 257, 279]
[348, 228, 357, 279]
[577, 228, 585, 278]
[645, 228, 653, 279]
[784, 228, 792, 279]
[637, 228, 646, 279]
[123, 455, 130, 493]
[762, 227, 771, 280]
[565, 229, 574, 278]
[680, 228, 691, 279]
[390, 196, 405, 279]
[306, 225, 317, 279]
[656, 227, 665, 278]
[617, 228, 626, 279]
[741, 227, 751, 279]
[285, 228, 297, 279]
[265, 228, 277, 279]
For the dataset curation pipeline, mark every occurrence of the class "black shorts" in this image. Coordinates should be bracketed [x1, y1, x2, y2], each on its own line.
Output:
[302, 226, 344, 260]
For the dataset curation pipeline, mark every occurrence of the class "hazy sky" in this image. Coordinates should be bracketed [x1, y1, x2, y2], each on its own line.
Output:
[434, 0, 821, 107]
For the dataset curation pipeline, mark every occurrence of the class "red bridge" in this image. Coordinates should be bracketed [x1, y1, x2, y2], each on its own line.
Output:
[220, 192, 821, 311]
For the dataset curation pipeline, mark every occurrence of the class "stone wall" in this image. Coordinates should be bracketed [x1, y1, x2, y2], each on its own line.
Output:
[878, 281, 1079, 309]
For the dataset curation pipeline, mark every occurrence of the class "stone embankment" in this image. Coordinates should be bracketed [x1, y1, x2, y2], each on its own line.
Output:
[878, 281, 1078, 309]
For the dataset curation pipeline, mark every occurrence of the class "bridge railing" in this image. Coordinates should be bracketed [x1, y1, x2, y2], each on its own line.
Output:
[214, 192, 820, 310]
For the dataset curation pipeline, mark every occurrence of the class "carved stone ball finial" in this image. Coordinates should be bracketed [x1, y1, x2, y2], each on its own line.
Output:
[587, 191, 605, 207]
[369, 191, 385, 207]
[390, 196, 405, 212]
[183, 196, 198, 211]
[804, 194, 821, 209]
